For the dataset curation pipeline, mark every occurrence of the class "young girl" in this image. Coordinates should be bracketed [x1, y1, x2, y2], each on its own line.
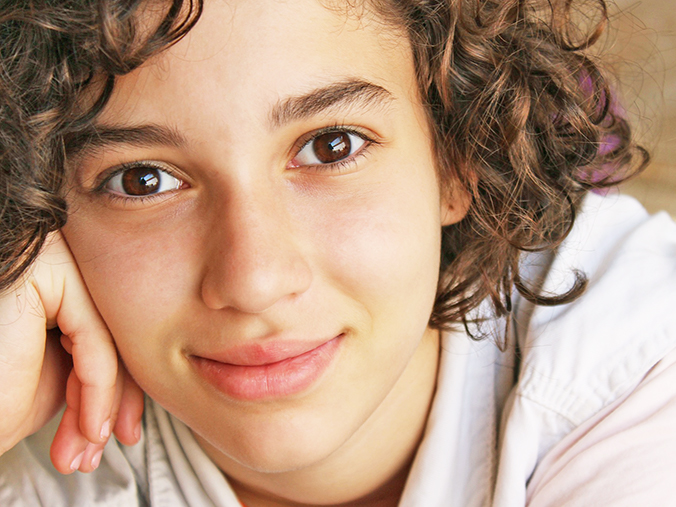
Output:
[1, 0, 675, 505]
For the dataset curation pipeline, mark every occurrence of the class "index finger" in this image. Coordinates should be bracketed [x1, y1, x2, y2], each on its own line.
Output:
[33, 233, 117, 444]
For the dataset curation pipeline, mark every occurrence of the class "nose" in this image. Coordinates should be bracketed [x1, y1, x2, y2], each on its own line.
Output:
[200, 186, 313, 313]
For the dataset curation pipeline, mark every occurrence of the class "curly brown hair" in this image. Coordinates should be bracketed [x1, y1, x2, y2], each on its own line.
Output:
[0, 0, 647, 333]
[0, 0, 202, 291]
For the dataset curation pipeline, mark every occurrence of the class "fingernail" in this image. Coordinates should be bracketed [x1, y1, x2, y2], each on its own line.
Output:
[70, 451, 85, 471]
[100, 419, 111, 440]
[91, 450, 103, 470]
[134, 421, 142, 442]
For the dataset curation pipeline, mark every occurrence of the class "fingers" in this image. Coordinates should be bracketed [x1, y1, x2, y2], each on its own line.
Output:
[50, 358, 144, 473]
[113, 367, 145, 447]
[57, 280, 118, 445]
[50, 373, 106, 474]
[35, 233, 118, 446]
[59, 335, 144, 446]
[34, 232, 144, 473]
[50, 369, 92, 473]
[0, 231, 143, 471]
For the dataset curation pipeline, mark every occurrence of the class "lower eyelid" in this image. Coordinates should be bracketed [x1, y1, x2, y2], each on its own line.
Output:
[95, 184, 189, 210]
[303, 147, 372, 175]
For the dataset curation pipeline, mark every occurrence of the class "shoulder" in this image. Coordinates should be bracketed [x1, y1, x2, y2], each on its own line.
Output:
[495, 193, 676, 505]
[524, 345, 676, 506]
[518, 193, 676, 424]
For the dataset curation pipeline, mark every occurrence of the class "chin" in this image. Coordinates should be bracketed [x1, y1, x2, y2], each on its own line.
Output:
[195, 417, 346, 474]
[175, 393, 350, 474]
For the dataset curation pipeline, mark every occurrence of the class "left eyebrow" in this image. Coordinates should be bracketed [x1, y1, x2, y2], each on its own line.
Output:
[269, 78, 394, 128]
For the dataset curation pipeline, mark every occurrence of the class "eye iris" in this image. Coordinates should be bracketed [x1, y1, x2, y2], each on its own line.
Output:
[312, 132, 351, 163]
[121, 167, 160, 196]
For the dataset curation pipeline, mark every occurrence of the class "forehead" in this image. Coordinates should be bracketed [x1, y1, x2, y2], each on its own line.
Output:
[97, 0, 414, 129]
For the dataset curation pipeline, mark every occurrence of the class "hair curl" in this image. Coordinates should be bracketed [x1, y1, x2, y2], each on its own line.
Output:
[0, 0, 201, 291]
[0, 0, 647, 335]
[374, 0, 648, 332]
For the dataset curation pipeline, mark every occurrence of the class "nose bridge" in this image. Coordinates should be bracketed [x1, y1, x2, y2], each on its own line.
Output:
[200, 178, 313, 313]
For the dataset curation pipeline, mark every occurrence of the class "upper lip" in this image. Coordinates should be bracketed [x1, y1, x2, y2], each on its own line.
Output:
[190, 333, 344, 366]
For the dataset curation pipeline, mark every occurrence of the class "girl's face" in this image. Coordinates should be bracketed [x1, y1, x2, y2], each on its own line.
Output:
[64, 0, 465, 500]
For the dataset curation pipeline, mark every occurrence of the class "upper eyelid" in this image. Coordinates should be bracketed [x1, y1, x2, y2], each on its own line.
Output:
[92, 160, 183, 192]
[294, 126, 377, 153]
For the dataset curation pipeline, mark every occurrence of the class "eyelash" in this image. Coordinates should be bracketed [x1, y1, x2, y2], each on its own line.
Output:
[290, 126, 378, 174]
[91, 125, 378, 205]
[93, 161, 185, 206]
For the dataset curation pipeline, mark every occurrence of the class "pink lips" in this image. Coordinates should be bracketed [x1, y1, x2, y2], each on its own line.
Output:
[190, 334, 344, 400]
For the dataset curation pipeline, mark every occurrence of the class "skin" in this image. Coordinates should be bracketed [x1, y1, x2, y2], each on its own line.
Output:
[62, 0, 468, 505]
[0, 233, 143, 473]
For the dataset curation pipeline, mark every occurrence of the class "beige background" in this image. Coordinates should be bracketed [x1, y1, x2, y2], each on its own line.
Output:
[609, 0, 676, 216]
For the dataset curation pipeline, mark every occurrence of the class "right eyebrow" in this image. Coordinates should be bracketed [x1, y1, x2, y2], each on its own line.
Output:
[66, 124, 187, 159]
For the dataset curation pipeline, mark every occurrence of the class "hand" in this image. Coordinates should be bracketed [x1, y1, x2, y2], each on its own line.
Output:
[0, 231, 144, 473]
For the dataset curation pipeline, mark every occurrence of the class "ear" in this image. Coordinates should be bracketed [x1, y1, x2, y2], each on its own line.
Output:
[440, 184, 471, 226]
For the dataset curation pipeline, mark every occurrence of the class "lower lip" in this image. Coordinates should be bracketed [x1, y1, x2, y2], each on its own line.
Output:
[191, 335, 343, 400]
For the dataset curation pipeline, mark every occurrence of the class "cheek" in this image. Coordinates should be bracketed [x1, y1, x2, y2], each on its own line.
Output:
[62, 215, 202, 356]
[308, 166, 443, 334]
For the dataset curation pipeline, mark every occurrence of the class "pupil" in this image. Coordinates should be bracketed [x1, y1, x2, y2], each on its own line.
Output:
[313, 132, 351, 163]
[122, 167, 160, 196]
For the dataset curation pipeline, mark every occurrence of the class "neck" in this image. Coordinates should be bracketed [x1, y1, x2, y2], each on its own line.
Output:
[197, 328, 441, 507]
[232, 458, 413, 507]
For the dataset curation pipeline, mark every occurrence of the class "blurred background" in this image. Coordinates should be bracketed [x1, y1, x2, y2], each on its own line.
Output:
[609, 0, 676, 216]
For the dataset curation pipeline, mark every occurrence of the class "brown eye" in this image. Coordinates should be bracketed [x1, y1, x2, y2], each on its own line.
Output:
[291, 129, 367, 168]
[122, 167, 160, 195]
[104, 164, 184, 197]
[312, 131, 351, 163]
